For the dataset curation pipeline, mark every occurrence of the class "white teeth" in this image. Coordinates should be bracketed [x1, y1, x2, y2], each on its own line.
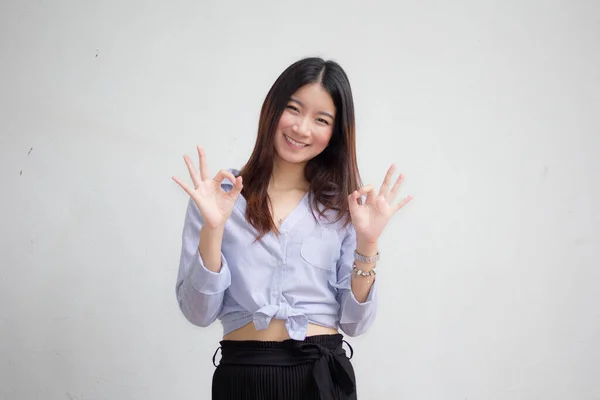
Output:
[285, 135, 307, 148]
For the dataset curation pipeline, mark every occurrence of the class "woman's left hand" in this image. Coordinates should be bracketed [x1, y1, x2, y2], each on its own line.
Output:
[348, 165, 413, 244]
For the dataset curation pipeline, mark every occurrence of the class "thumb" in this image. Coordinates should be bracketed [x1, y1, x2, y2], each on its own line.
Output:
[347, 190, 361, 215]
[229, 176, 243, 199]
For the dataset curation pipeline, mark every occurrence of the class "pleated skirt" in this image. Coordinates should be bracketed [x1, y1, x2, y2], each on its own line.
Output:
[211, 334, 357, 400]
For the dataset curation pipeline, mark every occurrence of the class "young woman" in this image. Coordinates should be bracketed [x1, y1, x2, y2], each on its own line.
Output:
[172, 57, 413, 400]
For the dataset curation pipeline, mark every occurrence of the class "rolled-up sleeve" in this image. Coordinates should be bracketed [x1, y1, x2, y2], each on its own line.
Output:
[175, 198, 231, 327]
[334, 224, 378, 337]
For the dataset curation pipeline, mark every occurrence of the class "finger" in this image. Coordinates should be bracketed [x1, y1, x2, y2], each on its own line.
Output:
[197, 146, 210, 181]
[347, 190, 361, 214]
[358, 184, 375, 196]
[388, 173, 405, 203]
[358, 184, 374, 193]
[229, 176, 244, 199]
[392, 195, 414, 213]
[172, 175, 196, 198]
[214, 169, 236, 184]
[358, 184, 376, 205]
[183, 155, 201, 189]
[378, 164, 397, 197]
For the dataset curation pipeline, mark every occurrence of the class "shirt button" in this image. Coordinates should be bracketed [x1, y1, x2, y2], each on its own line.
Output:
[276, 260, 282, 266]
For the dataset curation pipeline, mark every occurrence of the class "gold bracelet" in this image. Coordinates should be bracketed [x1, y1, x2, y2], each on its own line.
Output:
[352, 264, 377, 284]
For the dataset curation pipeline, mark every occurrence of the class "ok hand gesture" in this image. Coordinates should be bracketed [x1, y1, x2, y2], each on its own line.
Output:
[172, 146, 243, 229]
[348, 165, 413, 244]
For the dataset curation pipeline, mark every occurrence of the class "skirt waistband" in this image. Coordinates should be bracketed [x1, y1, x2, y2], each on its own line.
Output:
[212, 334, 355, 400]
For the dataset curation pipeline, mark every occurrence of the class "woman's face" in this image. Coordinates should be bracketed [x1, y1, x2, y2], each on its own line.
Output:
[273, 83, 336, 165]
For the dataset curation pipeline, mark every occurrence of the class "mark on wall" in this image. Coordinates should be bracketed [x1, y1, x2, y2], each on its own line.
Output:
[21, 147, 34, 176]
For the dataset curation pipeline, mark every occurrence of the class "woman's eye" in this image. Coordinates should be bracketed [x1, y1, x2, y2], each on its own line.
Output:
[286, 105, 299, 112]
[317, 118, 330, 125]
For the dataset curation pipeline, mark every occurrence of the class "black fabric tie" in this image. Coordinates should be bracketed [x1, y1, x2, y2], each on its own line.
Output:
[291, 341, 355, 400]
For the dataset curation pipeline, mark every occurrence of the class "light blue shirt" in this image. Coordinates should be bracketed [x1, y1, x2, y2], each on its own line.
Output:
[175, 171, 378, 341]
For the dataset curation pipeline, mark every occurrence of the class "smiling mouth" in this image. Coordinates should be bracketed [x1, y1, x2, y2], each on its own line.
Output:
[284, 134, 308, 148]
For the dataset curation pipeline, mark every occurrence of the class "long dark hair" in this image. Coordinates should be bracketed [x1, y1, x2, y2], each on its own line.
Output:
[239, 57, 362, 238]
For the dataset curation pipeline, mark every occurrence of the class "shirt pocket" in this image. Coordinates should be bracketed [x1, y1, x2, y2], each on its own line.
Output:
[300, 227, 339, 271]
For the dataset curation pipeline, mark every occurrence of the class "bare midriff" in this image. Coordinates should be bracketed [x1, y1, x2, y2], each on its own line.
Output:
[223, 319, 338, 341]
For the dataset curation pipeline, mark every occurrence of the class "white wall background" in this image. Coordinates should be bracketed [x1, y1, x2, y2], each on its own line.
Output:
[1, 0, 599, 399]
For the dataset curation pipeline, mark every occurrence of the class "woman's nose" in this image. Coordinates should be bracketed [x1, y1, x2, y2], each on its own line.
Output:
[292, 117, 311, 136]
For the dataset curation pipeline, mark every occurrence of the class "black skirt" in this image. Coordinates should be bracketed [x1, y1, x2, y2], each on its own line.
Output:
[211, 334, 357, 400]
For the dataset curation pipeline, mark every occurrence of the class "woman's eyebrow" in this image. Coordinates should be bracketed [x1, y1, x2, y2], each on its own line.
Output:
[290, 97, 335, 120]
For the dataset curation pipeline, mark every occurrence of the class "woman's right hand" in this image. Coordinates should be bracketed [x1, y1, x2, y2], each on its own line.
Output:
[172, 146, 243, 229]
